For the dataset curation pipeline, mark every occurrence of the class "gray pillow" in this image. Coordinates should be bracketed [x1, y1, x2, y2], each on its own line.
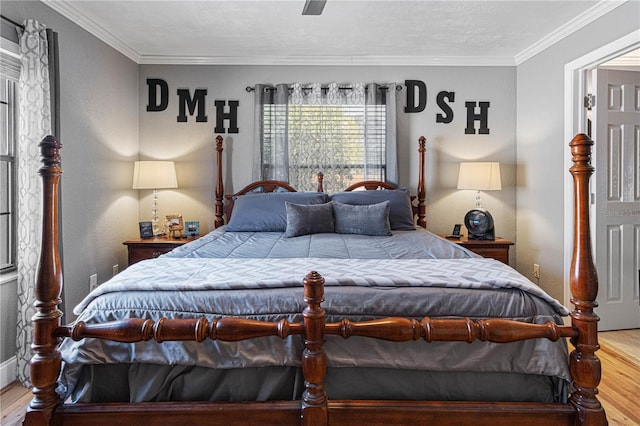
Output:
[226, 192, 329, 232]
[284, 202, 335, 237]
[329, 189, 415, 230]
[332, 200, 391, 236]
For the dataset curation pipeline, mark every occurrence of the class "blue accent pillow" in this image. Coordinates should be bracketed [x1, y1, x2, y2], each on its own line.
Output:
[226, 192, 329, 232]
[332, 200, 391, 236]
[330, 189, 415, 230]
[284, 202, 335, 237]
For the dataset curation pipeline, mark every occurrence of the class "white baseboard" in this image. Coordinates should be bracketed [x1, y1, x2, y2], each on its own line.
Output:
[1, 356, 17, 388]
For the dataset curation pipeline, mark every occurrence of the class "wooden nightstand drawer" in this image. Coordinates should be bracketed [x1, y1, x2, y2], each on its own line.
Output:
[123, 236, 198, 266]
[440, 235, 514, 265]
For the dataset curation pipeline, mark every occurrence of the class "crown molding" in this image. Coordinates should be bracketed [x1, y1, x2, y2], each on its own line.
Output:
[41, 0, 625, 67]
[137, 55, 516, 66]
[40, 0, 141, 63]
[515, 0, 628, 65]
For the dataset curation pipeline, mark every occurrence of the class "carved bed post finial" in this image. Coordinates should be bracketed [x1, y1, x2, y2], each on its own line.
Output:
[214, 135, 224, 228]
[301, 271, 328, 426]
[316, 172, 324, 193]
[568, 133, 607, 425]
[417, 136, 427, 228]
[24, 135, 63, 426]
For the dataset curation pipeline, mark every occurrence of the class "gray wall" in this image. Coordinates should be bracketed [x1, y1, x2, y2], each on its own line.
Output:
[138, 65, 517, 248]
[1, 1, 140, 331]
[516, 1, 640, 303]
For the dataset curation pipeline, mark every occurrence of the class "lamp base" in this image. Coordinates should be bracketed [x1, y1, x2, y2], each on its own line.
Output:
[152, 188, 161, 236]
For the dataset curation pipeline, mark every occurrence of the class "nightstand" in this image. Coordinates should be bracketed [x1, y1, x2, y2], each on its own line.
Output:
[123, 236, 198, 266]
[443, 235, 514, 265]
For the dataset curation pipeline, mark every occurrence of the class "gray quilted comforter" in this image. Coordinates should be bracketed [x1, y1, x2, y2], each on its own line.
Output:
[59, 228, 571, 402]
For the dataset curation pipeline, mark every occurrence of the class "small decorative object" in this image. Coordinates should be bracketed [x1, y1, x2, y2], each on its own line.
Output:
[166, 214, 184, 239]
[185, 221, 200, 237]
[139, 221, 153, 239]
[457, 162, 501, 241]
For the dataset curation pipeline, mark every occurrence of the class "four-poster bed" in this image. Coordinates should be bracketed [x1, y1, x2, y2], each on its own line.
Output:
[23, 134, 606, 425]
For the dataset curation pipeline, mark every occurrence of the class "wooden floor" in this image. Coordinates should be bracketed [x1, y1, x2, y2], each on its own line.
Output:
[598, 329, 640, 425]
[2, 330, 638, 426]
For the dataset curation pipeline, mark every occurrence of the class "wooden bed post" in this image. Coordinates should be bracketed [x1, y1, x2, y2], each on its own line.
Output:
[301, 271, 328, 426]
[568, 133, 607, 426]
[214, 135, 224, 228]
[416, 136, 427, 228]
[316, 172, 324, 193]
[23, 136, 63, 426]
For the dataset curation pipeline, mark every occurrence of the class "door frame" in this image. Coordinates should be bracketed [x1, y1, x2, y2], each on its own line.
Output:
[563, 29, 640, 308]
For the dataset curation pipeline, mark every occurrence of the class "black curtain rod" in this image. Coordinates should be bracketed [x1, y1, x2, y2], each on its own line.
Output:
[246, 84, 402, 93]
[1, 15, 25, 29]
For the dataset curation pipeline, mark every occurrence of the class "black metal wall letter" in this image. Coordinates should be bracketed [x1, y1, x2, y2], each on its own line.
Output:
[464, 101, 490, 134]
[436, 91, 455, 124]
[214, 100, 239, 133]
[177, 88, 208, 122]
[147, 79, 168, 112]
[404, 80, 427, 113]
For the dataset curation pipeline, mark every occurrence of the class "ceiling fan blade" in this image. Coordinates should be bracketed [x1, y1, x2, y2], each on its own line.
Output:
[302, 0, 327, 15]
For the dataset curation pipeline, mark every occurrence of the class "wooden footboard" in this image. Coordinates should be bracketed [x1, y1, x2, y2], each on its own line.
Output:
[23, 134, 606, 426]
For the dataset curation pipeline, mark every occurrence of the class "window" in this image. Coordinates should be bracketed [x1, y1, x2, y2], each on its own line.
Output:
[258, 83, 396, 193]
[1, 50, 19, 272]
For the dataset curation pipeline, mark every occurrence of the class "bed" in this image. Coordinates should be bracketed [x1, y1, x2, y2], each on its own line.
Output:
[23, 134, 607, 425]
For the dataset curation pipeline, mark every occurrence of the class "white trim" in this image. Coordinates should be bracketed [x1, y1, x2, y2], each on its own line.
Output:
[138, 54, 516, 66]
[0, 356, 17, 389]
[40, 0, 140, 63]
[562, 29, 640, 308]
[0, 271, 18, 286]
[516, 1, 628, 65]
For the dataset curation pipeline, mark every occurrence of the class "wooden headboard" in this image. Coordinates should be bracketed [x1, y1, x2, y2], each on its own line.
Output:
[213, 135, 427, 229]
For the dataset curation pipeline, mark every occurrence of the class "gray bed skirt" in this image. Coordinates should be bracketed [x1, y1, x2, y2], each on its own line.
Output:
[64, 363, 568, 404]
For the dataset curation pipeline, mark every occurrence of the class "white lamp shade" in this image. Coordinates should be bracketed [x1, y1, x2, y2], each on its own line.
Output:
[457, 162, 502, 191]
[132, 161, 178, 189]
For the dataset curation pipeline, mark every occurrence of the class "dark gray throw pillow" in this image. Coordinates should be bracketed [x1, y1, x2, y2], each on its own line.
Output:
[332, 200, 391, 236]
[329, 189, 415, 230]
[284, 202, 335, 237]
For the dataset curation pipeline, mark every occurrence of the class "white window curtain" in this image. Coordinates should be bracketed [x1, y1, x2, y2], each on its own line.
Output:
[253, 82, 397, 193]
[16, 19, 58, 387]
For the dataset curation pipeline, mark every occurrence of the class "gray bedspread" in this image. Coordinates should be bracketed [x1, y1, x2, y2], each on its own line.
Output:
[59, 228, 571, 402]
[165, 226, 480, 259]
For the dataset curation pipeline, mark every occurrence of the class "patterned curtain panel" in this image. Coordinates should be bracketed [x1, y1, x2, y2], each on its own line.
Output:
[253, 82, 398, 193]
[16, 19, 54, 387]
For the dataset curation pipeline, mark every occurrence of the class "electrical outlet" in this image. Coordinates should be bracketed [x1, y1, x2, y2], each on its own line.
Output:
[89, 274, 98, 291]
[533, 264, 540, 279]
[112, 264, 119, 276]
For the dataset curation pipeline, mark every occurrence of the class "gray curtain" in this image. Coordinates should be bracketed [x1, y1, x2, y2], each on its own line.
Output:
[252, 83, 289, 183]
[15, 19, 59, 387]
[367, 82, 398, 186]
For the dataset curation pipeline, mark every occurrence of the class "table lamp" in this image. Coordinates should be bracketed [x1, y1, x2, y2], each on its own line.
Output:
[457, 162, 501, 240]
[132, 161, 178, 236]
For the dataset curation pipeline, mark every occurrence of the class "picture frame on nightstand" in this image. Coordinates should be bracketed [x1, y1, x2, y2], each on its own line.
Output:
[166, 214, 184, 238]
[139, 221, 153, 239]
[185, 221, 200, 236]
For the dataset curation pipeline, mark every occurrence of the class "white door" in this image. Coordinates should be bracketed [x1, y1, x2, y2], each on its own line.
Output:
[592, 68, 640, 330]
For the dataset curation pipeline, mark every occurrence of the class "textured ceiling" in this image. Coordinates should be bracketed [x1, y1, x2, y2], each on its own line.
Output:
[42, 0, 622, 65]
